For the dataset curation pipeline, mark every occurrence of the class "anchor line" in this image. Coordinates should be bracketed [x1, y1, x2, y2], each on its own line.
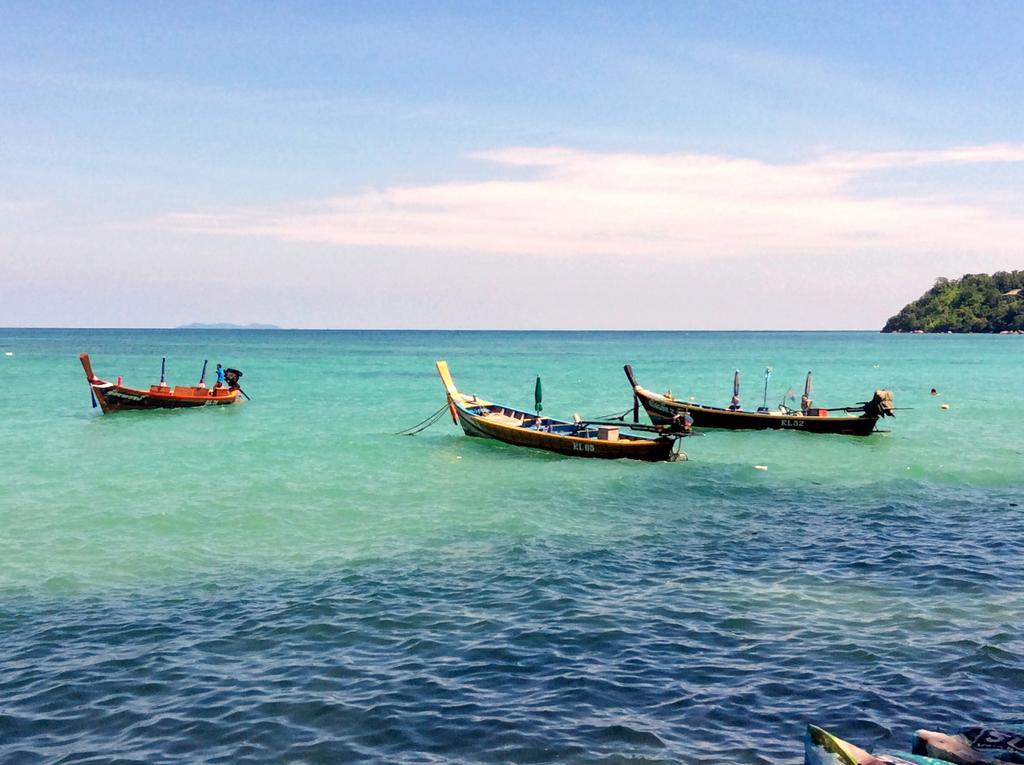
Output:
[594, 408, 632, 422]
[395, 403, 452, 436]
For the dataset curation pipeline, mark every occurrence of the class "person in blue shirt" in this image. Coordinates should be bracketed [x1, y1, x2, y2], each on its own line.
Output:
[214, 363, 225, 389]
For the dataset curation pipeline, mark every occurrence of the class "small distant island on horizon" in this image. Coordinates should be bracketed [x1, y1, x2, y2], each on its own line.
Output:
[882, 271, 1024, 334]
[176, 322, 282, 330]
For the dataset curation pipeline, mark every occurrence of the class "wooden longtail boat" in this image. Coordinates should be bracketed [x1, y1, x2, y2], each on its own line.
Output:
[624, 365, 893, 436]
[437, 361, 686, 461]
[805, 725, 944, 765]
[80, 353, 243, 413]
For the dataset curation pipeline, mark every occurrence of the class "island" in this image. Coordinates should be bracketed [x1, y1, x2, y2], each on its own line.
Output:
[882, 271, 1024, 334]
[176, 322, 282, 330]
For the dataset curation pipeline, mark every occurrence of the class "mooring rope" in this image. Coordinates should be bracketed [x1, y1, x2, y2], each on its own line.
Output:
[395, 403, 452, 436]
[595, 407, 632, 421]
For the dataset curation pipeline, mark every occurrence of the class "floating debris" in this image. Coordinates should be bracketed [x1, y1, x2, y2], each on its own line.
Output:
[754, 464, 768, 471]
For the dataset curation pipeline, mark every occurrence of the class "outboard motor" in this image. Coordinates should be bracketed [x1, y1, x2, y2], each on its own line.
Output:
[224, 368, 243, 389]
[863, 389, 895, 418]
[671, 412, 693, 434]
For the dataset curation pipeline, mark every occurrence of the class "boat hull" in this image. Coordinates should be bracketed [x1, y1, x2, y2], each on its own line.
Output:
[639, 394, 878, 436]
[456, 406, 678, 461]
[806, 725, 946, 765]
[624, 365, 878, 436]
[914, 726, 1024, 764]
[81, 353, 241, 414]
[92, 384, 240, 413]
[436, 360, 682, 462]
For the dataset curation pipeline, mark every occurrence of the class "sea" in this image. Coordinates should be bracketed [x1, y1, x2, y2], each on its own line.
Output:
[1, 328, 1021, 764]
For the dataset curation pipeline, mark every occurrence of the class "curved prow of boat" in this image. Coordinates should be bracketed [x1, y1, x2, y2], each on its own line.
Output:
[805, 725, 875, 765]
[436, 360, 460, 424]
[805, 724, 940, 765]
[436, 360, 684, 461]
[80, 353, 243, 414]
[80, 352, 97, 383]
[624, 363, 639, 390]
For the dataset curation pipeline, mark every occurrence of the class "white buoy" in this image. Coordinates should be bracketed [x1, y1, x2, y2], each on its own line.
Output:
[940, 403, 950, 410]
[3, 352, 11, 356]
[754, 464, 768, 471]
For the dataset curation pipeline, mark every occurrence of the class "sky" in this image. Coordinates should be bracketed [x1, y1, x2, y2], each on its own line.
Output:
[2, 1, 1022, 329]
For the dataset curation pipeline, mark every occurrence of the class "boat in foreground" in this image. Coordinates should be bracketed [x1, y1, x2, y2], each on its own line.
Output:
[805, 723, 1023, 765]
[437, 361, 686, 461]
[624, 365, 894, 436]
[80, 353, 244, 413]
[805, 724, 947, 765]
[913, 725, 1024, 763]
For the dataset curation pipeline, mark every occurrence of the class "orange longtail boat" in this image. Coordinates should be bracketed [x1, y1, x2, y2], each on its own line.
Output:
[80, 353, 245, 413]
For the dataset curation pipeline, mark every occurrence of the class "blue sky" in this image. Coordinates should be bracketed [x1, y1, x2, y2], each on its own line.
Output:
[2, 1, 1022, 328]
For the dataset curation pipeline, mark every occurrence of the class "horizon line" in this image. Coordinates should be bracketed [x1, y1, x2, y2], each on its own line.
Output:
[5, 325, 887, 332]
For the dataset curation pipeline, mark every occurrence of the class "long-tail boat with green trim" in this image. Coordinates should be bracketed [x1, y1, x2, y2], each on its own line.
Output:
[80, 353, 243, 413]
[624, 365, 894, 436]
[437, 361, 687, 461]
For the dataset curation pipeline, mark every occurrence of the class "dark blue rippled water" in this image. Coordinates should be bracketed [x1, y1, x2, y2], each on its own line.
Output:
[3, 485, 1022, 763]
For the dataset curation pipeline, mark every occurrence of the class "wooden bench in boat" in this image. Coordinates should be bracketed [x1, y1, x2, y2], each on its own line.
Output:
[480, 411, 525, 427]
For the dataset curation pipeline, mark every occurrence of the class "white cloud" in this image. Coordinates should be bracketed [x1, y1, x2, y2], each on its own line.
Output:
[0, 199, 46, 214]
[162, 144, 1024, 259]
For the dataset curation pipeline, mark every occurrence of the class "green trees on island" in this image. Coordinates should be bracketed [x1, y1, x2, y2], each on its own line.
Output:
[882, 271, 1024, 333]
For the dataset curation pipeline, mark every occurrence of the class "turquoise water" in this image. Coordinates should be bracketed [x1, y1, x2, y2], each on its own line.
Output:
[1, 329, 1021, 763]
